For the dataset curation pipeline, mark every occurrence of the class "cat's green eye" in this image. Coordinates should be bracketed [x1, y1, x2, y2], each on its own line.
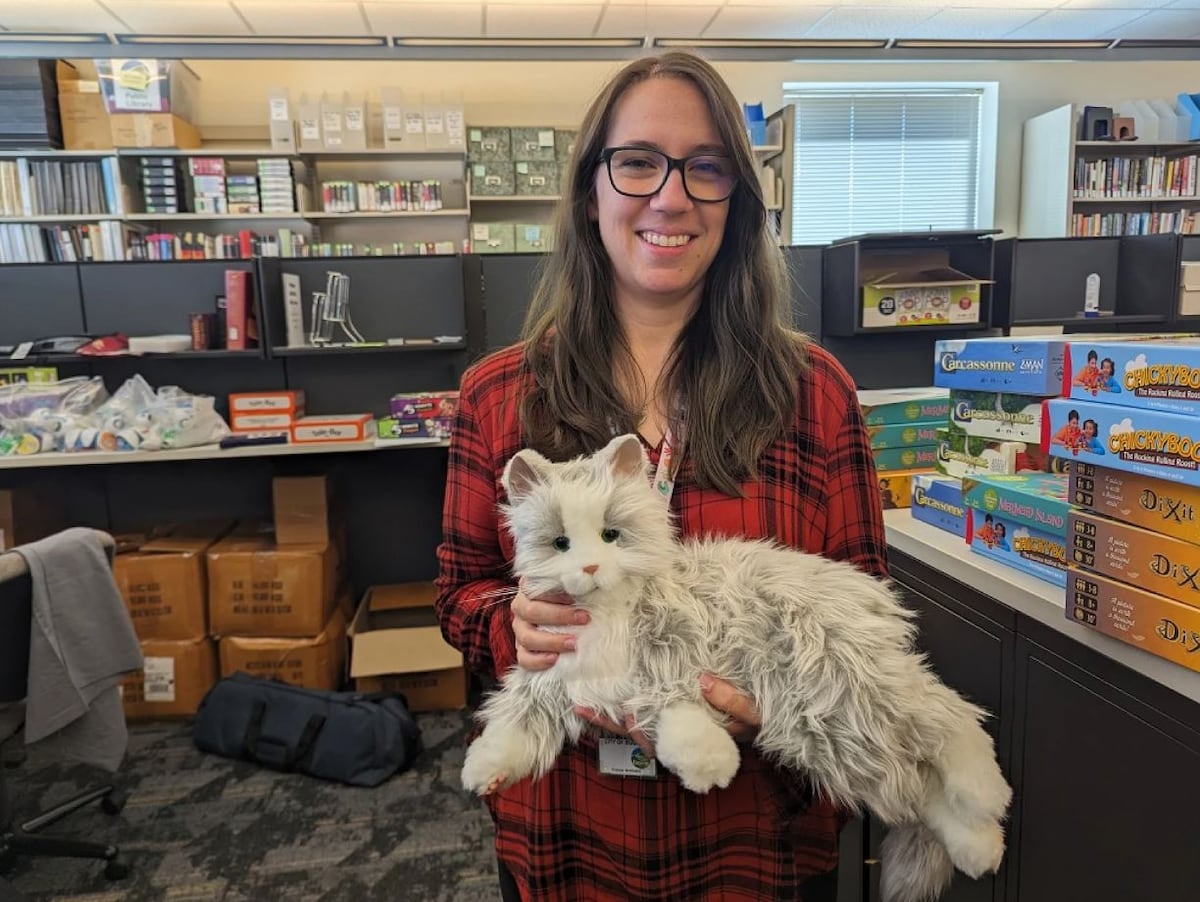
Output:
[552, 536, 570, 552]
[601, 528, 620, 543]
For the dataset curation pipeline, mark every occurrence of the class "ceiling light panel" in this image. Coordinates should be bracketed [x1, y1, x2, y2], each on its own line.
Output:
[906, 8, 1061, 40]
[0, 0, 127, 32]
[805, 7, 946, 39]
[484, 4, 604, 38]
[1004, 8, 1158, 39]
[233, 1, 370, 36]
[702, 6, 832, 39]
[362, 2, 483, 37]
[104, 0, 250, 36]
[595, 5, 718, 39]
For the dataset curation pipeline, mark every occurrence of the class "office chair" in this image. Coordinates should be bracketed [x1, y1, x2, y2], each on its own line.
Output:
[0, 531, 130, 883]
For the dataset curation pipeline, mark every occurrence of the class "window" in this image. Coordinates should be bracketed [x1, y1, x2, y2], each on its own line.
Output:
[784, 83, 997, 245]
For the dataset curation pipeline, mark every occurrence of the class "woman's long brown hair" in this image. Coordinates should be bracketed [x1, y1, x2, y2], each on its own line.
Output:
[520, 51, 808, 496]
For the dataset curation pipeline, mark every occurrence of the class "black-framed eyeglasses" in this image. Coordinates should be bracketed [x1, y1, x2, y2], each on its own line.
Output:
[597, 146, 738, 203]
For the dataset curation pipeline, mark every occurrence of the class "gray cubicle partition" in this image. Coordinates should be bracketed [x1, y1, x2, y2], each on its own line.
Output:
[77, 259, 258, 338]
[0, 263, 85, 348]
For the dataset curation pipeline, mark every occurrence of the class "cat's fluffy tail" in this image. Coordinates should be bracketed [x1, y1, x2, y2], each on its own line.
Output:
[879, 824, 955, 902]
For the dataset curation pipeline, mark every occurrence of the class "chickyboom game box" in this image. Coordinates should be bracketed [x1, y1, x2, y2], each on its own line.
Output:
[1063, 337, 1200, 416]
[961, 473, 1071, 587]
[1045, 398, 1200, 488]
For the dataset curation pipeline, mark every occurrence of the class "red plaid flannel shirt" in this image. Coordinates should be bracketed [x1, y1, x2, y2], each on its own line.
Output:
[435, 341, 888, 901]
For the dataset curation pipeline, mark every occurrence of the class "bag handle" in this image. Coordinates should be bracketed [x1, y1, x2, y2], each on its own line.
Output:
[241, 700, 327, 771]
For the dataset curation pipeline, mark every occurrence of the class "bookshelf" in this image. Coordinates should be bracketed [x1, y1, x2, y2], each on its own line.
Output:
[1020, 103, 1200, 238]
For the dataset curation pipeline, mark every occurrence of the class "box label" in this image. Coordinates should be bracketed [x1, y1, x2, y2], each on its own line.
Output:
[143, 656, 176, 702]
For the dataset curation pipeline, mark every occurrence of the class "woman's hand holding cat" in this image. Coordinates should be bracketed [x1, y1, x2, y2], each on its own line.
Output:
[700, 674, 762, 743]
[511, 578, 590, 670]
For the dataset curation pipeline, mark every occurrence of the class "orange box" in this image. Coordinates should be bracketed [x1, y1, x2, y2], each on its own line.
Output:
[113, 521, 231, 640]
[206, 532, 340, 637]
[219, 605, 347, 691]
[1067, 566, 1200, 674]
[229, 390, 305, 415]
[1069, 511, 1200, 609]
[121, 636, 217, 720]
[348, 583, 467, 712]
[291, 414, 375, 444]
[1069, 461, 1200, 546]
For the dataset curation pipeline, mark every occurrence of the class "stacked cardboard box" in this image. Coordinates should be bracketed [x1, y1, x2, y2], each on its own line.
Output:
[227, 390, 304, 436]
[961, 473, 1071, 587]
[207, 476, 347, 690]
[114, 521, 230, 720]
[378, 390, 458, 441]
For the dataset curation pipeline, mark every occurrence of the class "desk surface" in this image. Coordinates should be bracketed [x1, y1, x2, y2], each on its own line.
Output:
[884, 508, 1200, 706]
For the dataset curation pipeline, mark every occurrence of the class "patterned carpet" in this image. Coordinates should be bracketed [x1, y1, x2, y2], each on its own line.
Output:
[2, 711, 498, 902]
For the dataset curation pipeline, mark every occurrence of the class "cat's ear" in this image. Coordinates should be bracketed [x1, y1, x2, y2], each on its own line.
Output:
[606, 433, 647, 480]
[503, 449, 550, 501]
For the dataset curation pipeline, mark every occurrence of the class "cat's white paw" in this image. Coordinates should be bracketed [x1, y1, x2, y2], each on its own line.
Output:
[941, 818, 1005, 879]
[460, 729, 534, 796]
[655, 704, 741, 794]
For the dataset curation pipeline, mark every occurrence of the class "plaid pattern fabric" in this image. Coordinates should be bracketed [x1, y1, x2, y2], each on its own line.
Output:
[436, 341, 888, 901]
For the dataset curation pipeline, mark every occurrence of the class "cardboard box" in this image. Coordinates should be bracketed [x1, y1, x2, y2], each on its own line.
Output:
[867, 421, 942, 450]
[862, 266, 985, 329]
[471, 162, 515, 197]
[207, 534, 340, 637]
[0, 487, 64, 553]
[515, 223, 554, 254]
[229, 390, 305, 415]
[1063, 337, 1200, 415]
[56, 61, 113, 151]
[1046, 398, 1200, 487]
[219, 606, 348, 691]
[472, 222, 515, 254]
[110, 112, 201, 149]
[911, 473, 968, 539]
[1068, 461, 1200, 546]
[514, 161, 559, 197]
[1181, 262, 1200, 317]
[949, 388, 1047, 444]
[1068, 510, 1200, 609]
[349, 583, 467, 712]
[273, 475, 332, 546]
[95, 58, 198, 119]
[510, 127, 557, 162]
[856, 387, 950, 427]
[291, 414, 375, 444]
[388, 391, 458, 419]
[467, 127, 511, 163]
[120, 636, 217, 720]
[1066, 566, 1200, 674]
[934, 337, 1067, 395]
[377, 416, 453, 440]
[113, 522, 231, 640]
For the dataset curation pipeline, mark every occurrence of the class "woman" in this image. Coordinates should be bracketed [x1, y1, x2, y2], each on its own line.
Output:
[436, 51, 887, 901]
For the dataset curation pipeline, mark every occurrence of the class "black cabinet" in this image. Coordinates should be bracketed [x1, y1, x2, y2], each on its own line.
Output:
[1009, 632, 1200, 902]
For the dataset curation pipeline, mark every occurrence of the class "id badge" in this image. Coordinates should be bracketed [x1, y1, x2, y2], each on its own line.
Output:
[597, 737, 657, 778]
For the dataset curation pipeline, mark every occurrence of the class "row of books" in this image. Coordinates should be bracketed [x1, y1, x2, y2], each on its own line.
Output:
[129, 229, 310, 261]
[0, 221, 132, 263]
[0, 158, 122, 217]
[1073, 154, 1199, 200]
[1070, 209, 1200, 236]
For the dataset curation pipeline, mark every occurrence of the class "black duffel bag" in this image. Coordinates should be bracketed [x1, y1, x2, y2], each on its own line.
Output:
[192, 672, 422, 787]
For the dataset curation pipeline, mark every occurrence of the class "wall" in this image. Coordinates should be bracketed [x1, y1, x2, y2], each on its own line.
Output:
[161, 57, 1200, 237]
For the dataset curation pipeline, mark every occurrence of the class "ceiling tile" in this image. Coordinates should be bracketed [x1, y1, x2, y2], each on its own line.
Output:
[0, 0, 128, 32]
[1167, 0, 1200, 8]
[803, 7, 942, 38]
[363, 2, 482, 36]
[105, 0, 250, 35]
[1059, 0, 1173, 8]
[1102, 7, 1200, 35]
[906, 8, 1056, 38]
[484, 4, 603, 37]
[845, 0, 1057, 7]
[608, 0, 724, 5]
[596, 4, 717, 37]
[1003, 8, 1154, 37]
[702, 6, 832, 38]
[233, 1, 370, 35]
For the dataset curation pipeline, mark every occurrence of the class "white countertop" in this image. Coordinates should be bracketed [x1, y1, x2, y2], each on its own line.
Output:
[884, 509, 1200, 706]
[0, 437, 449, 470]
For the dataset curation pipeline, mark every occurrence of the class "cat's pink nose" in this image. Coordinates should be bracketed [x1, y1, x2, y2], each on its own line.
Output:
[582, 564, 599, 575]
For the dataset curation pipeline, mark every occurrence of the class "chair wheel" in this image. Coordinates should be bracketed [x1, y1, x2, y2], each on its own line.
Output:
[104, 858, 129, 880]
[100, 789, 127, 816]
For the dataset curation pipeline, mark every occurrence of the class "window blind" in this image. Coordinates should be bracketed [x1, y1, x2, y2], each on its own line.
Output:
[786, 88, 984, 245]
